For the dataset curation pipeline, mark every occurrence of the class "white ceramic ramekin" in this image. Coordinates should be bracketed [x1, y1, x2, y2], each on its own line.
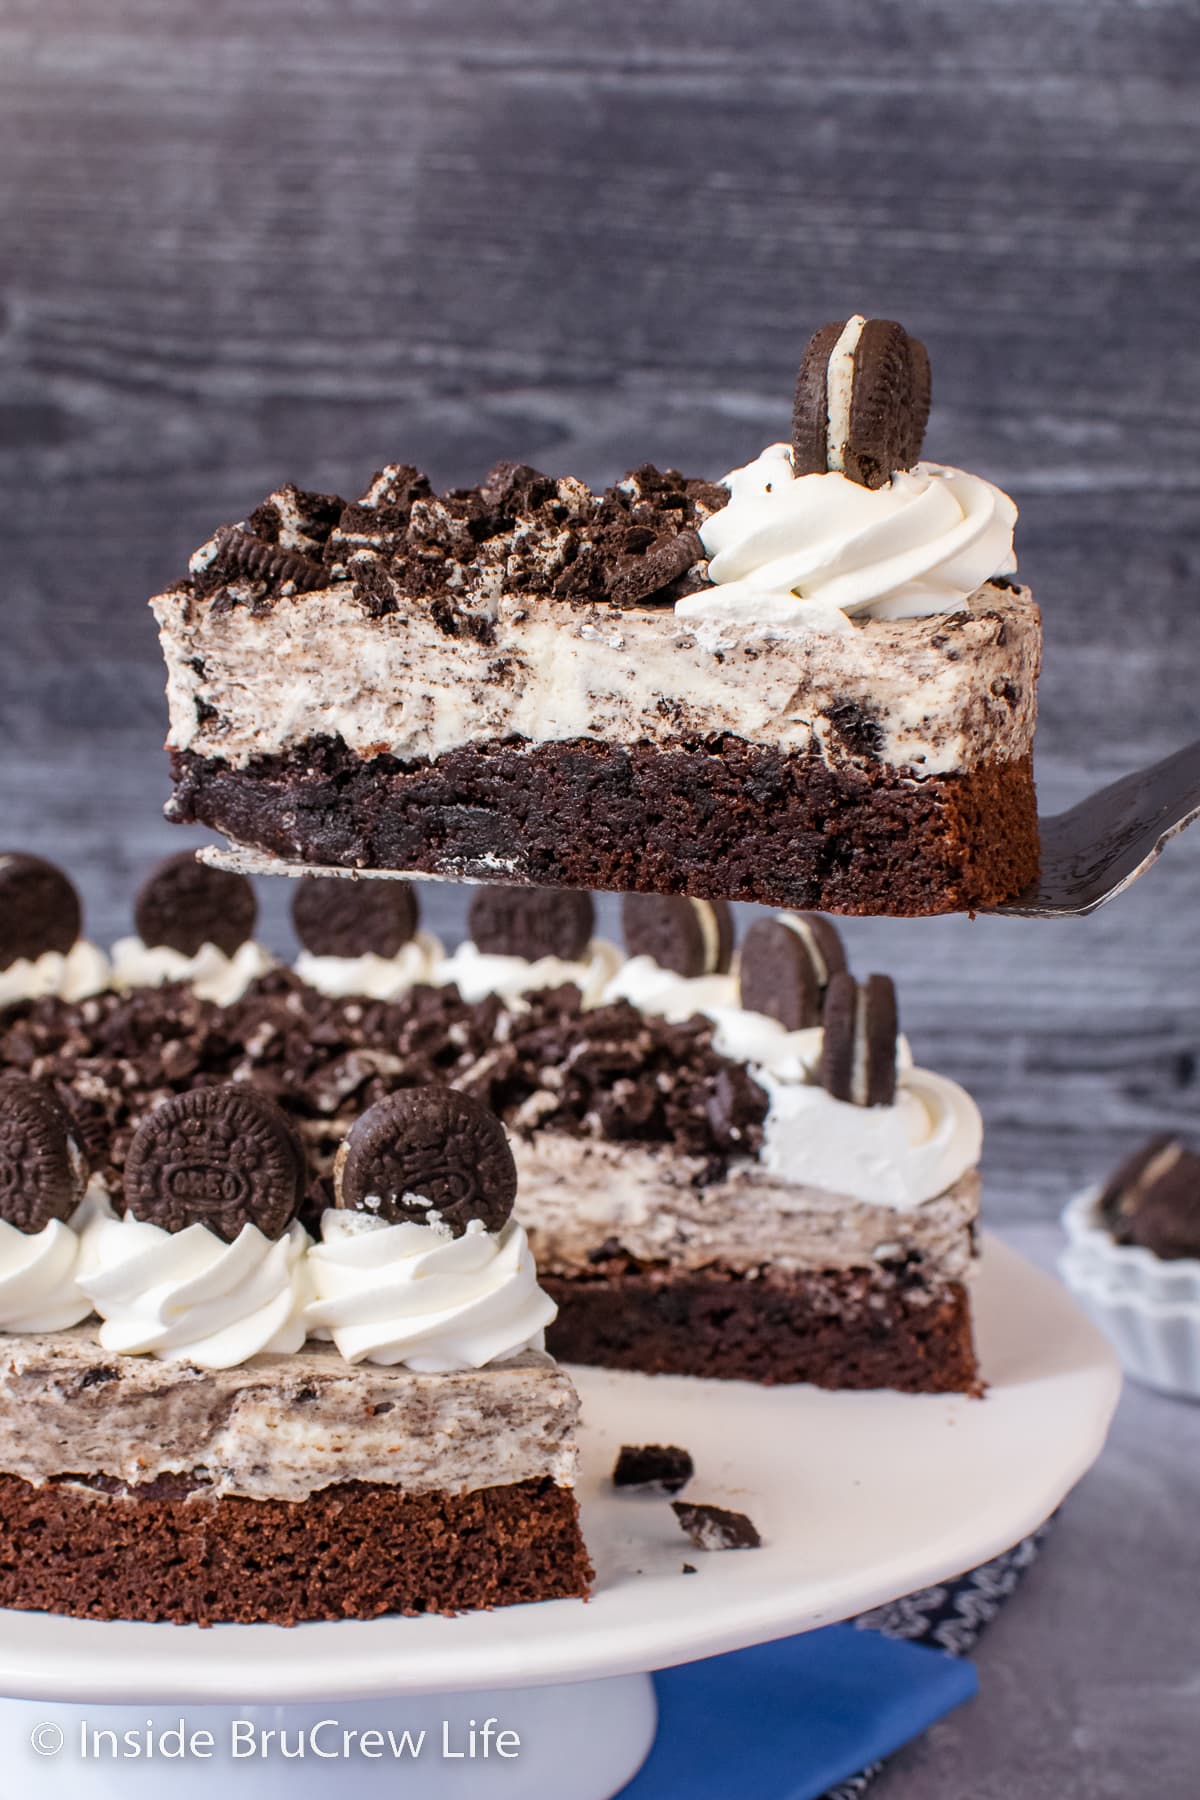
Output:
[1060, 1189, 1200, 1399]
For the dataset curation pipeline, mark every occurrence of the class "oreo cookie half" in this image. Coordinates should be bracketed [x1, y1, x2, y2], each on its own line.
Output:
[0, 1074, 89, 1234]
[292, 876, 419, 959]
[123, 1086, 306, 1243]
[335, 1086, 517, 1236]
[0, 853, 82, 971]
[134, 852, 258, 959]
[1098, 1135, 1200, 1260]
[468, 886, 594, 963]
[621, 895, 735, 979]
[820, 972, 899, 1107]
[739, 912, 848, 1031]
[792, 316, 931, 490]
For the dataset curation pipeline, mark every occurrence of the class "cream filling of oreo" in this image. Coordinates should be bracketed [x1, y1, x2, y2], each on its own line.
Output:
[775, 913, 829, 986]
[825, 313, 867, 472]
[851, 985, 871, 1105]
[691, 900, 722, 975]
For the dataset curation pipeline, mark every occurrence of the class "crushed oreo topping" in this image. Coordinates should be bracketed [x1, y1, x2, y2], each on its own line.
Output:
[179, 457, 723, 617]
[0, 977, 769, 1226]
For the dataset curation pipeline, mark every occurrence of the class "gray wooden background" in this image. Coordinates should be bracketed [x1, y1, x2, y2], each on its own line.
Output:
[1, 6, 1199, 1793]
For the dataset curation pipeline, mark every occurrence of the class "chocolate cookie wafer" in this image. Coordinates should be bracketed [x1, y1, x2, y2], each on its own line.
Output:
[0, 853, 82, 971]
[792, 315, 931, 489]
[134, 852, 258, 959]
[469, 886, 594, 963]
[820, 972, 899, 1107]
[739, 912, 847, 1031]
[622, 894, 735, 978]
[123, 1086, 306, 1243]
[0, 1074, 89, 1234]
[335, 1086, 518, 1237]
[292, 876, 419, 959]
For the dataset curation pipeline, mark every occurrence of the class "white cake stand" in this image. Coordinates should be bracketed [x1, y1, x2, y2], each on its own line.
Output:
[0, 1237, 1119, 1800]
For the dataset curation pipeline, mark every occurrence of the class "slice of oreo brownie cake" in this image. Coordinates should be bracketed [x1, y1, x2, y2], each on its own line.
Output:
[0, 1068, 590, 1625]
[152, 315, 1040, 916]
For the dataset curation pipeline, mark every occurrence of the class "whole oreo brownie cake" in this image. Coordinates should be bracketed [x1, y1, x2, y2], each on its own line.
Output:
[0, 861, 589, 1625]
[1, 860, 984, 1411]
[151, 315, 1040, 916]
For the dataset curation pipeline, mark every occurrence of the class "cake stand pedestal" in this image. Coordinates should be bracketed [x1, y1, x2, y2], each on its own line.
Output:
[0, 1238, 1120, 1800]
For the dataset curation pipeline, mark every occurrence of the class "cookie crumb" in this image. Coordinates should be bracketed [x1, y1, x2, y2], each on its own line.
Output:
[612, 1444, 694, 1495]
[672, 1501, 761, 1551]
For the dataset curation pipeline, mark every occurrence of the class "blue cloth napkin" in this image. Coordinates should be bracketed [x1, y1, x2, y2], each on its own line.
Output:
[616, 1624, 977, 1800]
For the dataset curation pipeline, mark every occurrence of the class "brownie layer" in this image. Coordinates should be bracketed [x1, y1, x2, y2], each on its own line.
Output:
[543, 1260, 981, 1393]
[0, 1471, 591, 1624]
[167, 736, 1038, 915]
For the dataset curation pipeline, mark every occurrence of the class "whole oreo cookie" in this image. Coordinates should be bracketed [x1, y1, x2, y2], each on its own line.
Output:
[621, 895, 735, 979]
[292, 876, 419, 959]
[820, 972, 898, 1107]
[792, 316, 931, 490]
[739, 912, 847, 1031]
[0, 1074, 88, 1234]
[335, 1086, 517, 1236]
[134, 852, 258, 958]
[0, 853, 82, 972]
[468, 886, 594, 963]
[123, 1085, 306, 1243]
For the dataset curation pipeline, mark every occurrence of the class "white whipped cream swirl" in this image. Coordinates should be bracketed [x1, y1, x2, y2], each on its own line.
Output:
[708, 1019, 980, 1210]
[0, 1184, 103, 1333]
[432, 939, 623, 1008]
[305, 1211, 556, 1371]
[681, 442, 1017, 632]
[603, 955, 739, 1022]
[76, 1200, 310, 1368]
[110, 937, 275, 1005]
[295, 931, 444, 1000]
[0, 941, 111, 1010]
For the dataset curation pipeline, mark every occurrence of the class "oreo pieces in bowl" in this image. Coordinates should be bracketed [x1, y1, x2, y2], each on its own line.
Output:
[821, 972, 899, 1107]
[292, 876, 419, 959]
[0, 853, 82, 972]
[621, 894, 734, 979]
[468, 886, 594, 963]
[1099, 1136, 1200, 1262]
[792, 315, 931, 490]
[123, 1085, 306, 1243]
[335, 1086, 517, 1237]
[739, 912, 847, 1031]
[0, 1074, 89, 1234]
[134, 852, 257, 959]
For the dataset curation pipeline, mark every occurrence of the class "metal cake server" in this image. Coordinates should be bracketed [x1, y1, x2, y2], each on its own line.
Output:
[985, 737, 1200, 918]
[201, 738, 1200, 920]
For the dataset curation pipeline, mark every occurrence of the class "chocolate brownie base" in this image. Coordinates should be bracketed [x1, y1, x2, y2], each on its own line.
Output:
[543, 1261, 981, 1394]
[167, 735, 1039, 915]
[0, 1473, 591, 1625]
